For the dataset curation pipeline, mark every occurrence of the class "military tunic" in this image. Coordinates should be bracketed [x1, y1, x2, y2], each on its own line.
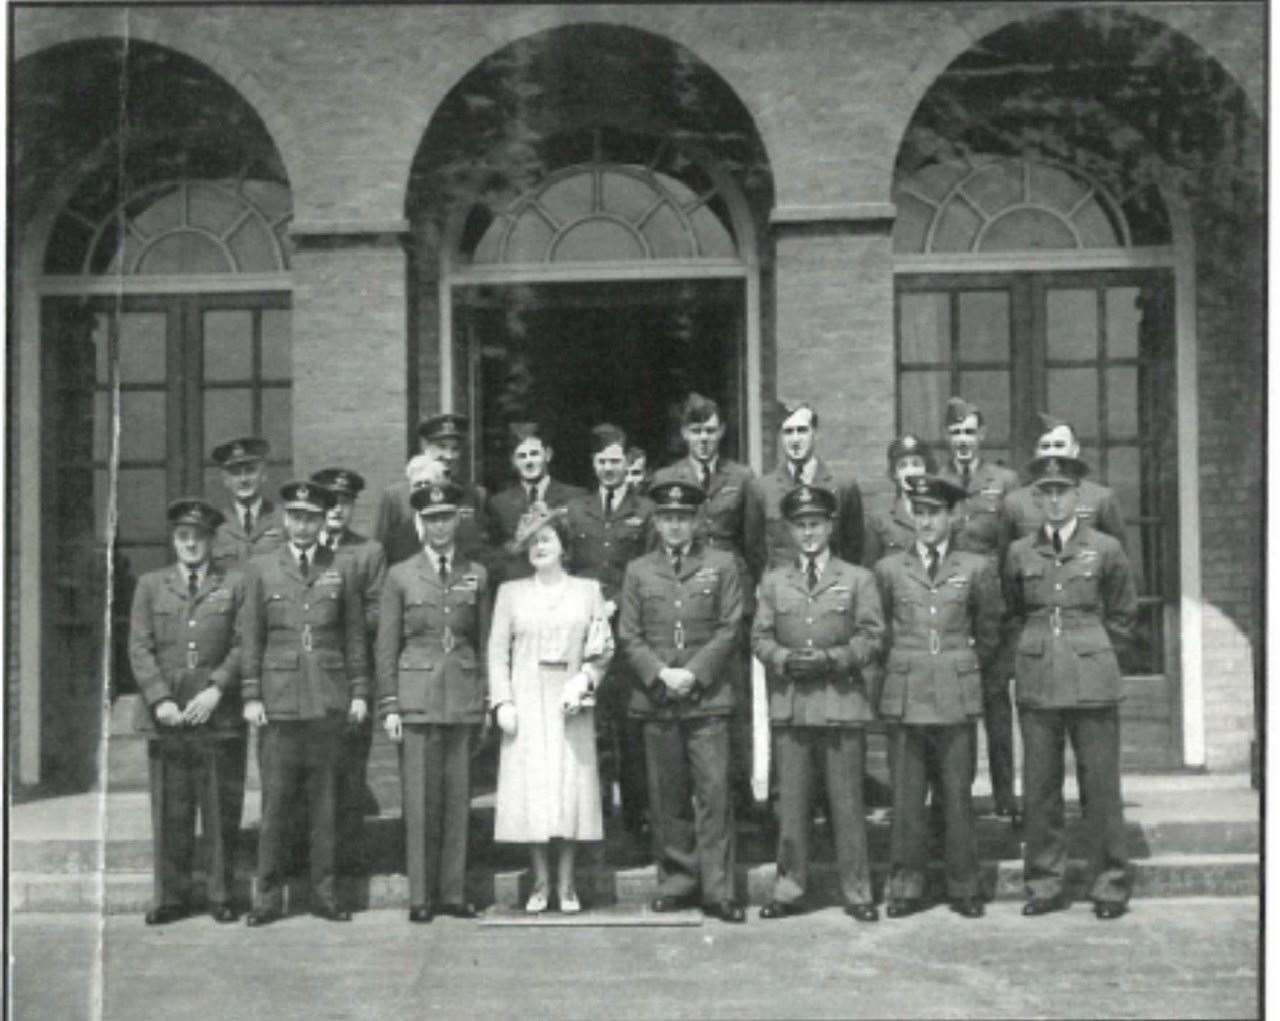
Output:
[618, 544, 743, 905]
[378, 552, 490, 909]
[752, 556, 884, 907]
[939, 459, 1021, 813]
[239, 545, 369, 913]
[129, 563, 247, 912]
[1004, 478, 1128, 553]
[1004, 524, 1138, 906]
[211, 499, 285, 573]
[862, 496, 918, 569]
[745, 459, 864, 578]
[874, 547, 1004, 901]
[374, 478, 494, 569]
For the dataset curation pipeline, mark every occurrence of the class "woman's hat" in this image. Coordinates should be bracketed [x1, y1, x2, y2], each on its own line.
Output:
[509, 502, 568, 553]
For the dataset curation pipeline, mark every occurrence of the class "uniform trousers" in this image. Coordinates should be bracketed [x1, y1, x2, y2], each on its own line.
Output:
[772, 726, 872, 907]
[644, 715, 735, 905]
[601, 659, 648, 832]
[888, 723, 979, 901]
[980, 680, 1018, 810]
[336, 717, 375, 874]
[255, 718, 342, 912]
[148, 735, 246, 910]
[1021, 705, 1129, 905]
[401, 723, 472, 908]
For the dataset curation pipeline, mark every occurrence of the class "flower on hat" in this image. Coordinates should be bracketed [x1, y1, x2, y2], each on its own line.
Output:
[509, 502, 568, 553]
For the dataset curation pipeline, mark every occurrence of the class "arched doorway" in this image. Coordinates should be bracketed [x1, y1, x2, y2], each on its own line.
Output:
[406, 25, 773, 492]
[15, 39, 293, 789]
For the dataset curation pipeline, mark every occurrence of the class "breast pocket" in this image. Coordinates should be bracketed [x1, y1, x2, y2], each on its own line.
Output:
[262, 650, 300, 710]
[310, 587, 341, 626]
[1067, 566, 1100, 608]
[265, 591, 293, 628]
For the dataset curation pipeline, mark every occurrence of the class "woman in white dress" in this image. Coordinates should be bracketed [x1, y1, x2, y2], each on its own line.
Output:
[488, 505, 613, 913]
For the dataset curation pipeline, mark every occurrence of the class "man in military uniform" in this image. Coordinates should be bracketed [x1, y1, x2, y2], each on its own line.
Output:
[938, 397, 1021, 823]
[618, 480, 745, 923]
[1004, 455, 1138, 920]
[651, 393, 759, 823]
[1005, 414, 1129, 551]
[745, 401, 864, 577]
[239, 481, 370, 925]
[378, 482, 490, 923]
[129, 498, 247, 924]
[373, 414, 494, 568]
[566, 423, 655, 837]
[210, 437, 285, 572]
[874, 476, 1004, 920]
[752, 485, 884, 923]
[311, 467, 387, 871]
[625, 445, 652, 496]
[486, 423, 583, 585]
[862, 432, 936, 567]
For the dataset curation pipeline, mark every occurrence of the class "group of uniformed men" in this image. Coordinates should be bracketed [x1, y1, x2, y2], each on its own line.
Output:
[128, 390, 1137, 927]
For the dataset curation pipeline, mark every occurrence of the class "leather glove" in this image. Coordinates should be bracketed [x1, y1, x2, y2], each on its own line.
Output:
[784, 649, 831, 681]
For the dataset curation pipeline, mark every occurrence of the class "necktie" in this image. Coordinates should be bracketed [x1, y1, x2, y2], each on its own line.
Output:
[438, 554, 450, 585]
[1052, 530, 1063, 554]
[791, 462, 802, 483]
[671, 549, 682, 576]
[242, 504, 254, 535]
[188, 569, 199, 598]
[527, 484, 538, 507]
[961, 464, 971, 491]
[805, 555, 819, 592]
[927, 546, 939, 582]
[699, 461, 711, 490]
[298, 550, 309, 579]
[604, 487, 615, 517]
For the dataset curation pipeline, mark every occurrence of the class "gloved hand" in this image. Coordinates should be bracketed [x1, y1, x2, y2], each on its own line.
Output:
[495, 702, 518, 736]
[783, 649, 831, 681]
[561, 672, 593, 715]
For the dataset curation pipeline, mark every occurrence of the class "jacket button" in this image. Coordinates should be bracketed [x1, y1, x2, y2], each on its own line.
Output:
[930, 606, 937, 615]
[1055, 583, 1062, 591]
[674, 601, 681, 608]
[806, 639, 814, 647]
[188, 620, 196, 627]
[303, 604, 309, 611]
[188, 640, 196, 649]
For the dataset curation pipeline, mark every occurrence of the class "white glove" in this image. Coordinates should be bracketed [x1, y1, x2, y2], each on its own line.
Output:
[561, 672, 593, 715]
[495, 702, 518, 736]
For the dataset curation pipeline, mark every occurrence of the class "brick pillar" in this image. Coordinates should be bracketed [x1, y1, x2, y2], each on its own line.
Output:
[769, 205, 897, 499]
[289, 221, 410, 537]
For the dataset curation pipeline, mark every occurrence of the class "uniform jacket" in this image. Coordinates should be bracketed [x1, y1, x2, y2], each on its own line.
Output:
[239, 545, 369, 718]
[1003, 524, 1138, 708]
[652, 457, 757, 612]
[328, 528, 387, 637]
[487, 478, 584, 584]
[376, 553, 490, 724]
[874, 547, 1005, 725]
[618, 543, 744, 719]
[862, 495, 918, 568]
[128, 563, 247, 739]
[745, 459, 864, 578]
[938, 460, 1019, 560]
[373, 478, 494, 568]
[1005, 478, 1128, 553]
[751, 556, 884, 726]
[565, 486, 655, 604]
[211, 498, 285, 572]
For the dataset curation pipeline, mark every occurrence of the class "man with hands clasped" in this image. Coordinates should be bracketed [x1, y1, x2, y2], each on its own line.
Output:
[618, 480, 746, 924]
[378, 482, 490, 923]
[752, 485, 885, 923]
[238, 481, 369, 926]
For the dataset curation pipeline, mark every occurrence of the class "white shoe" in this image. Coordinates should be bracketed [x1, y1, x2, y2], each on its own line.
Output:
[525, 889, 548, 914]
[559, 890, 581, 914]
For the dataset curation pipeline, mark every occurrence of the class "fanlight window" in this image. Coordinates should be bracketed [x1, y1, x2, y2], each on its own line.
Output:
[468, 162, 737, 266]
[45, 178, 292, 276]
[893, 158, 1137, 255]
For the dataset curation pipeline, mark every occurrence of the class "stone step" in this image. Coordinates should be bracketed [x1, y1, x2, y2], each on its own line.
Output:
[10, 853, 1258, 914]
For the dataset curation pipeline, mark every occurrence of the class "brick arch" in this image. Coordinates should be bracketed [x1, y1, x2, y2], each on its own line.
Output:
[14, 20, 297, 193]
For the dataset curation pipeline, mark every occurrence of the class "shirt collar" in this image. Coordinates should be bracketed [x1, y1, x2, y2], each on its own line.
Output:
[1044, 517, 1079, 546]
[691, 455, 718, 477]
[290, 541, 317, 563]
[238, 496, 263, 525]
[601, 482, 629, 507]
[952, 457, 981, 477]
[798, 548, 831, 576]
[788, 458, 816, 484]
[666, 543, 691, 563]
[916, 538, 949, 565]
[428, 545, 456, 572]
[180, 562, 210, 587]
[524, 476, 549, 501]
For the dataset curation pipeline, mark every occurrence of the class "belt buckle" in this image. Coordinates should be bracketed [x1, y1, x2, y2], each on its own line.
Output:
[442, 626, 455, 653]
[1050, 606, 1062, 637]
[674, 621, 686, 651]
[301, 624, 313, 652]
[186, 649, 199, 669]
[929, 630, 941, 655]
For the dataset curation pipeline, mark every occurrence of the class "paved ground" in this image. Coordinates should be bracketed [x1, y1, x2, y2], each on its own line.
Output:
[11, 898, 1260, 1020]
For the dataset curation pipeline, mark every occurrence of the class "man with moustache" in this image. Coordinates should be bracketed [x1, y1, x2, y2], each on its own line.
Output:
[129, 498, 248, 924]
[487, 423, 583, 585]
[373, 414, 494, 568]
[210, 437, 284, 572]
[239, 481, 369, 926]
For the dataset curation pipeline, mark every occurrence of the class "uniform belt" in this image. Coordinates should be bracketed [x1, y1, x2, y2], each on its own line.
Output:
[1027, 606, 1099, 636]
[894, 635, 974, 654]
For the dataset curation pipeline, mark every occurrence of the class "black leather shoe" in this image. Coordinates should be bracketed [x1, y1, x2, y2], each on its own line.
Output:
[650, 894, 697, 913]
[210, 905, 239, 924]
[408, 905, 434, 924]
[311, 905, 353, 922]
[144, 905, 187, 926]
[1022, 894, 1069, 917]
[886, 898, 923, 919]
[759, 900, 803, 920]
[437, 902, 478, 919]
[845, 903, 879, 923]
[245, 908, 282, 927]
[705, 901, 746, 923]
[950, 898, 985, 919]
[1093, 901, 1127, 921]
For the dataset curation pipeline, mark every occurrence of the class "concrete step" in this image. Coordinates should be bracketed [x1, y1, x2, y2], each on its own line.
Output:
[10, 853, 1258, 914]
